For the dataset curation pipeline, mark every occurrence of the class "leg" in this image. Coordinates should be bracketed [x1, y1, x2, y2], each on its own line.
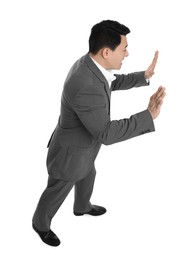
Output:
[73, 165, 96, 213]
[32, 176, 74, 231]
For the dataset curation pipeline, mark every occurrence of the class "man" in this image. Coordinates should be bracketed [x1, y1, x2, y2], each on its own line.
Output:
[32, 20, 166, 246]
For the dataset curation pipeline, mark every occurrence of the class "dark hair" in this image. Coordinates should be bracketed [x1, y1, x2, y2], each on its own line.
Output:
[89, 20, 130, 54]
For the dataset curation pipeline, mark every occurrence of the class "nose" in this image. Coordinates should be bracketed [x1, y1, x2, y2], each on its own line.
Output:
[125, 50, 129, 57]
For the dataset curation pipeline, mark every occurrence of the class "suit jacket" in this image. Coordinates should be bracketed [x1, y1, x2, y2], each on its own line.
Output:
[46, 53, 155, 181]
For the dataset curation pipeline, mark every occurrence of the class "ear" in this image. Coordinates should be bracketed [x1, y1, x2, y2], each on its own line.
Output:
[101, 48, 110, 59]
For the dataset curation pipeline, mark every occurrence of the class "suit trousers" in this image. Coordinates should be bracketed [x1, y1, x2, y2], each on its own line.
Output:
[32, 165, 96, 231]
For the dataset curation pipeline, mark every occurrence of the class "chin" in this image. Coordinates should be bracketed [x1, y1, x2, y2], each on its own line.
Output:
[116, 64, 122, 70]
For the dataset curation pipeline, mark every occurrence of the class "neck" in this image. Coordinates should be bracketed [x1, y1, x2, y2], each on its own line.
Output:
[89, 53, 109, 69]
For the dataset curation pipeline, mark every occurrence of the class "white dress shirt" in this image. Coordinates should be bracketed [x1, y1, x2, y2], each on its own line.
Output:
[90, 56, 116, 88]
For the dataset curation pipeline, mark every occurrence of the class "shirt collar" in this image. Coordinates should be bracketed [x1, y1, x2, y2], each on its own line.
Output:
[90, 56, 116, 86]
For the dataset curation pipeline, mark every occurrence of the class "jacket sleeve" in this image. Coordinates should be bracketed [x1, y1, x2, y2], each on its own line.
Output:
[111, 71, 149, 91]
[73, 86, 155, 145]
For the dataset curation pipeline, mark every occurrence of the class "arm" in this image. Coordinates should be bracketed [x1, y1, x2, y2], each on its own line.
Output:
[111, 71, 148, 91]
[73, 86, 155, 146]
[111, 51, 159, 91]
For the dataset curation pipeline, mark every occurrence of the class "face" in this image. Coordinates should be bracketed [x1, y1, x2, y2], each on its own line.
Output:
[105, 35, 129, 70]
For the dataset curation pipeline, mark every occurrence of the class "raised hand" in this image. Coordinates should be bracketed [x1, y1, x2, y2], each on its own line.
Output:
[148, 86, 166, 119]
[145, 51, 159, 79]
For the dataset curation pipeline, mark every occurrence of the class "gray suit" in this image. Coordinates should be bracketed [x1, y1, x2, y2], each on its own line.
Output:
[33, 53, 155, 231]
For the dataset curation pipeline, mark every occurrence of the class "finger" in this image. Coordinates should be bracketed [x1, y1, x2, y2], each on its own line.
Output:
[150, 86, 165, 106]
[152, 51, 159, 66]
[157, 95, 165, 104]
[151, 87, 165, 106]
[149, 51, 159, 71]
[158, 86, 166, 96]
[156, 86, 165, 96]
[158, 92, 166, 104]
[150, 87, 161, 101]
[155, 88, 166, 104]
[154, 86, 163, 97]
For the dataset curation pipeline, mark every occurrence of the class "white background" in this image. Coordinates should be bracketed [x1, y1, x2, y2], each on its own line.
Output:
[0, 0, 184, 259]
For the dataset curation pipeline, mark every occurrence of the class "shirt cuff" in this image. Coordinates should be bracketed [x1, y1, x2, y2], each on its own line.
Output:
[146, 78, 150, 85]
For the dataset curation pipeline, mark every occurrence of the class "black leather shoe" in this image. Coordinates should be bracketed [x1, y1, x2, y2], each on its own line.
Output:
[32, 223, 60, 247]
[74, 205, 106, 216]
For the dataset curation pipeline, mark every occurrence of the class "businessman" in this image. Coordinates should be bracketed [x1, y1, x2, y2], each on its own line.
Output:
[32, 20, 166, 246]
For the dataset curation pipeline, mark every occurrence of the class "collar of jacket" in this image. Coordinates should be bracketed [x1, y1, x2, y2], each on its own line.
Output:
[84, 53, 112, 100]
[83, 53, 112, 114]
[84, 53, 111, 87]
